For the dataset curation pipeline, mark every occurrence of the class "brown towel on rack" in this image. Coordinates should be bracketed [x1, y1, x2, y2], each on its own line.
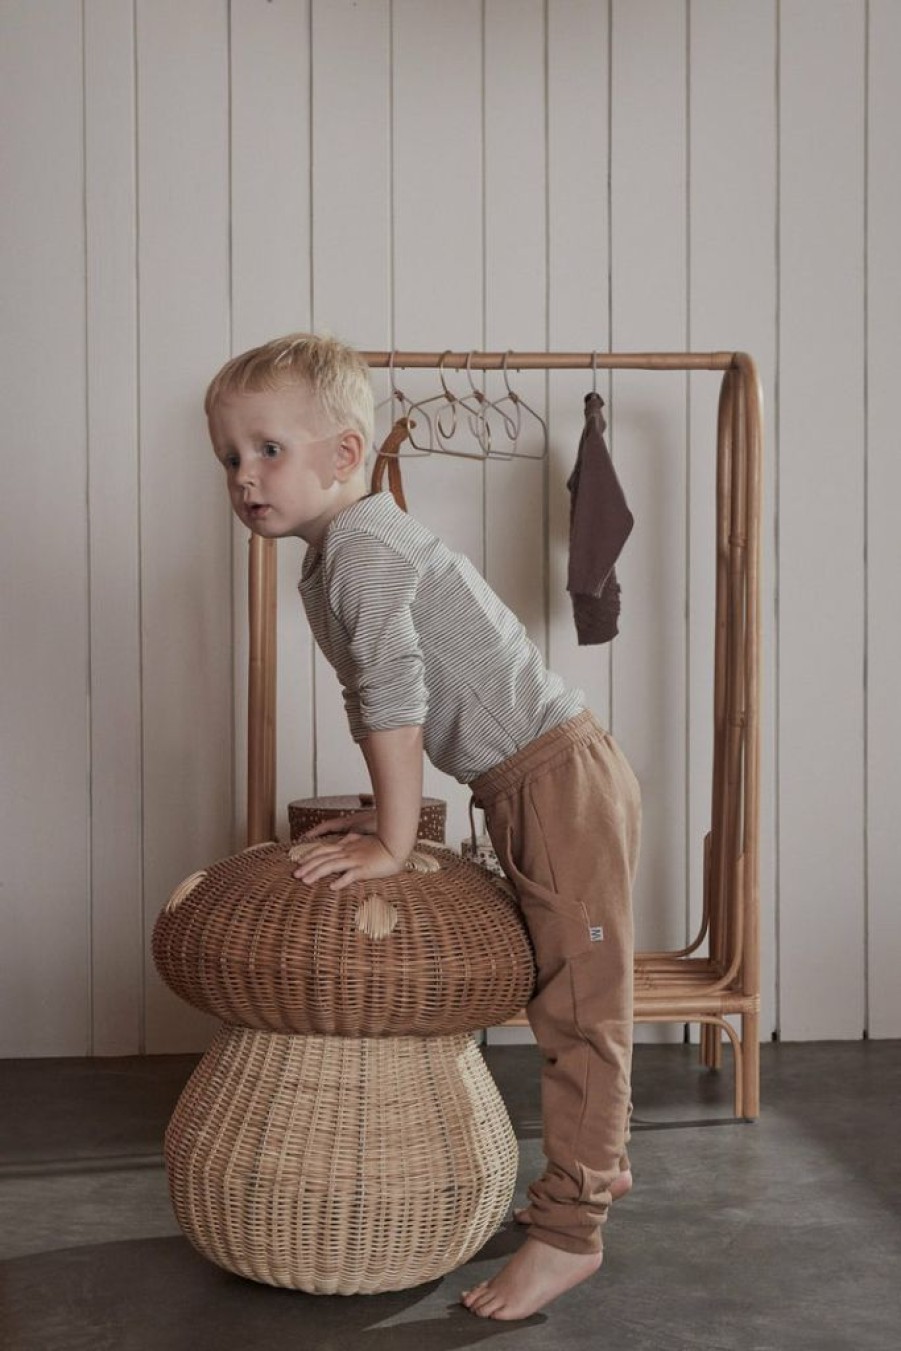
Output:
[370, 417, 411, 511]
[567, 393, 633, 644]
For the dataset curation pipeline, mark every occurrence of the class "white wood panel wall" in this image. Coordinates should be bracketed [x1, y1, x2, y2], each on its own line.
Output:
[1, 0, 898, 1056]
[84, 0, 143, 1054]
[1, 1, 90, 1056]
[779, 2, 866, 1040]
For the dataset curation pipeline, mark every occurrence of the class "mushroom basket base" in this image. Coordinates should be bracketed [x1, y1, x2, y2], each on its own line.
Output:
[165, 1025, 518, 1295]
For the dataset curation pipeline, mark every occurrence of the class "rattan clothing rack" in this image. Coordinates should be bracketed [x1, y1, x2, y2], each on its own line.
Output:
[244, 349, 763, 1121]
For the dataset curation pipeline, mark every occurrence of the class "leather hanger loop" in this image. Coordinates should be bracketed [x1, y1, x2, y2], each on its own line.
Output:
[370, 417, 410, 511]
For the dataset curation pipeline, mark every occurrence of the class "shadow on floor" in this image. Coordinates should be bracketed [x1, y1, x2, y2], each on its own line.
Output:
[0, 1234, 543, 1351]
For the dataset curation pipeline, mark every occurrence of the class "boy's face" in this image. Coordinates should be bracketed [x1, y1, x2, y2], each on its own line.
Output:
[208, 382, 360, 546]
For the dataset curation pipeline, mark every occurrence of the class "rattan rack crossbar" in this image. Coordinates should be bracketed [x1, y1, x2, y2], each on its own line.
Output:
[243, 349, 763, 1120]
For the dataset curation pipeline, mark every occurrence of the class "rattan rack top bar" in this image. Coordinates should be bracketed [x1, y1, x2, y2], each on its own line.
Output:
[360, 350, 740, 371]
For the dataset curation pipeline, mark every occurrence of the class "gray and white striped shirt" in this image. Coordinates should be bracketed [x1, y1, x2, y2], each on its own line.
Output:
[299, 494, 583, 783]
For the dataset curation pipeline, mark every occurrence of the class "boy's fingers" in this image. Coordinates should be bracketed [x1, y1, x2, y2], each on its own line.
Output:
[292, 838, 393, 887]
[329, 872, 357, 892]
[293, 853, 341, 875]
[293, 832, 362, 875]
[292, 842, 367, 883]
[292, 849, 341, 879]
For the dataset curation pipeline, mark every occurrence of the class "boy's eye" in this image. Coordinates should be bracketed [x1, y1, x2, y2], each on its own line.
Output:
[223, 453, 240, 470]
[261, 441, 280, 458]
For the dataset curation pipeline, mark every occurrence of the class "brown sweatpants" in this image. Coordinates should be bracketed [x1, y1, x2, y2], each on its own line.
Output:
[470, 709, 641, 1256]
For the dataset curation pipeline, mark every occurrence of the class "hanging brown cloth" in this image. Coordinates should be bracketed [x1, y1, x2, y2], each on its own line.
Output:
[370, 417, 411, 511]
[567, 393, 634, 644]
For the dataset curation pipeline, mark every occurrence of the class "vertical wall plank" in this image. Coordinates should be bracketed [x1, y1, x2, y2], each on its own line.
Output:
[866, 0, 901, 1038]
[484, 0, 547, 657]
[137, 0, 232, 1052]
[392, 0, 485, 849]
[311, 0, 390, 341]
[84, 0, 143, 1054]
[310, 0, 392, 805]
[779, 0, 865, 1039]
[689, 0, 777, 1036]
[231, 0, 314, 842]
[610, 0, 688, 956]
[547, 0, 612, 726]
[0, 1, 90, 1056]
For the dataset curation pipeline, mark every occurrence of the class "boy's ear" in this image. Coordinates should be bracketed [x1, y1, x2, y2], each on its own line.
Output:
[334, 430, 366, 480]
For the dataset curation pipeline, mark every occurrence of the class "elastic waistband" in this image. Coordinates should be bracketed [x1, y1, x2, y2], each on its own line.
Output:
[470, 709, 605, 807]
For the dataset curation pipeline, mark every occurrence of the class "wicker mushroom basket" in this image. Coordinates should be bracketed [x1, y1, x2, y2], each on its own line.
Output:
[153, 839, 536, 1295]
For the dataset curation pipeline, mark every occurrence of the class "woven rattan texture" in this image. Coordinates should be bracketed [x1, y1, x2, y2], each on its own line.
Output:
[288, 795, 447, 844]
[165, 1025, 517, 1293]
[152, 841, 535, 1036]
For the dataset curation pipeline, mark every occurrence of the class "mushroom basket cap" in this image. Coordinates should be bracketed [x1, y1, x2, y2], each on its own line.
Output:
[152, 841, 535, 1036]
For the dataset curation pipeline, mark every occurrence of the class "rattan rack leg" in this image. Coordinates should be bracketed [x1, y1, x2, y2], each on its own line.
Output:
[700, 1021, 723, 1071]
[740, 1010, 760, 1121]
[634, 1013, 744, 1119]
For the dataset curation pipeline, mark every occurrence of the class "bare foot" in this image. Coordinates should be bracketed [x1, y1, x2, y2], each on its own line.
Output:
[513, 1167, 632, 1225]
[461, 1236, 602, 1320]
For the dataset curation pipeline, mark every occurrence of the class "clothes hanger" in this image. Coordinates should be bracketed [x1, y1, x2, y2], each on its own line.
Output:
[383, 349, 436, 455]
[403, 351, 483, 455]
[434, 350, 486, 443]
[462, 349, 503, 455]
[379, 348, 545, 461]
[393, 350, 490, 462]
[475, 351, 548, 461]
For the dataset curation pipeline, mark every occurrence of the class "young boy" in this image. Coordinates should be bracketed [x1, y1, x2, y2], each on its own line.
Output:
[204, 333, 641, 1320]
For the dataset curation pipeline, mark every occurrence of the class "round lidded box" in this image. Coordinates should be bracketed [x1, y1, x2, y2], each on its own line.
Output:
[152, 840, 535, 1037]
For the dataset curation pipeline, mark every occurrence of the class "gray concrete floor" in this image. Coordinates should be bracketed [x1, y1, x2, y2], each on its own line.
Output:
[1, 1040, 899, 1351]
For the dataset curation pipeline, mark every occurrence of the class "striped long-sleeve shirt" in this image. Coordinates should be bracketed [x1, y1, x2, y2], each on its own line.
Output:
[299, 494, 583, 783]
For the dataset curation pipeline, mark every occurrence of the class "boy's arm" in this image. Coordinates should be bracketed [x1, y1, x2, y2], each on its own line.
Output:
[292, 724, 423, 891]
[361, 725, 424, 863]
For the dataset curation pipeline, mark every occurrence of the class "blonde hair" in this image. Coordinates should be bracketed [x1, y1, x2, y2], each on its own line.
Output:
[204, 332, 374, 446]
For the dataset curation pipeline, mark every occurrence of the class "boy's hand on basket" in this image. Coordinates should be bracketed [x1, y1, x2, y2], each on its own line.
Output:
[292, 832, 404, 890]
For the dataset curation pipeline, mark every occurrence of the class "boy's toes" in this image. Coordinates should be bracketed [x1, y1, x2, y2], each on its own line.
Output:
[466, 1287, 504, 1319]
[460, 1280, 488, 1309]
